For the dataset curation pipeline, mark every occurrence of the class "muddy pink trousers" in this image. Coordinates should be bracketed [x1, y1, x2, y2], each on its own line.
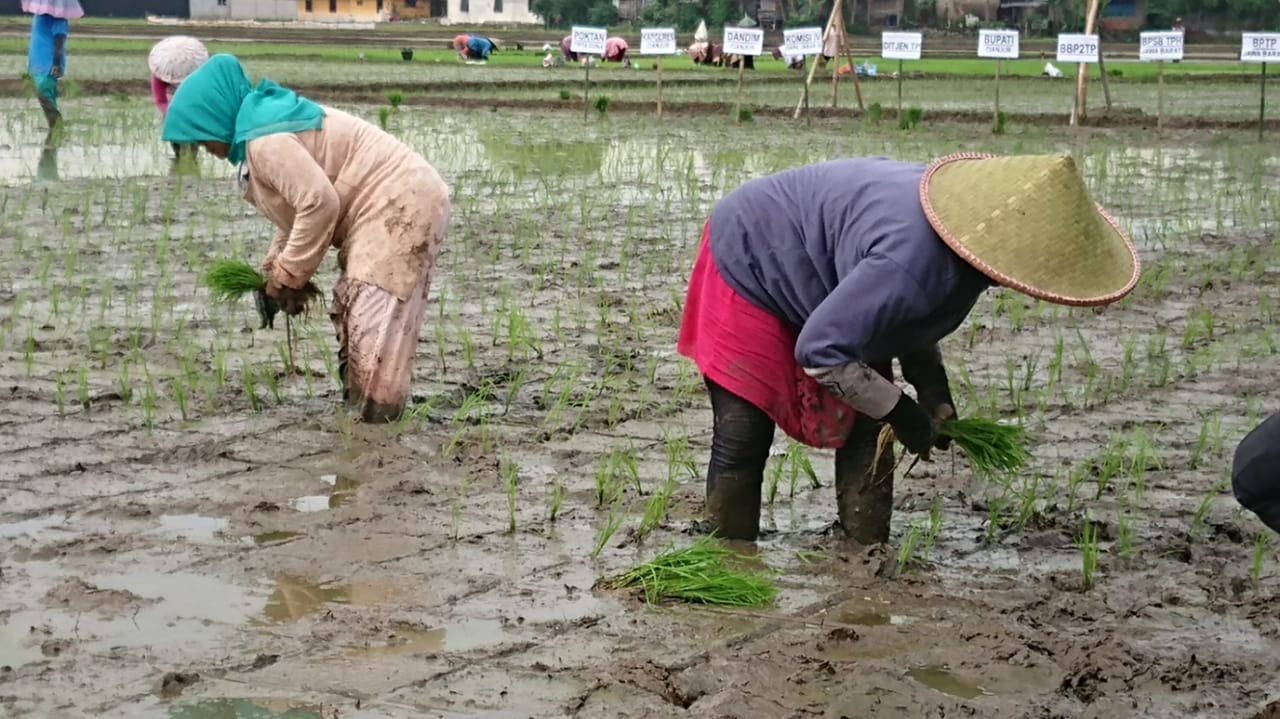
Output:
[329, 266, 435, 423]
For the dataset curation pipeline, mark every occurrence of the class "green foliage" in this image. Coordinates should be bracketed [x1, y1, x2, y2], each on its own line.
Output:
[594, 95, 612, 115]
[203, 259, 264, 303]
[378, 106, 392, 130]
[866, 102, 884, 125]
[899, 106, 925, 130]
[994, 110, 1008, 134]
[600, 537, 778, 607]
[387, 90, 405, 108]
[559, 88, 573, 100]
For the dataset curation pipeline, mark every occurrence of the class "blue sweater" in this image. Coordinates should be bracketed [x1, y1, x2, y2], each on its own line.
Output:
[709, 158, 993, 369]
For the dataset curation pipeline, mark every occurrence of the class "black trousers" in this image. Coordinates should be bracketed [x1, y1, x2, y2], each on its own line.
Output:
[704, 373, 895, 543]
[1233, 412, 1280, 533]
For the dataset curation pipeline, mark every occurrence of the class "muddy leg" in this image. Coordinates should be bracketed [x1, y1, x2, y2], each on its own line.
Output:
[833, 361, 895, 544]
[704, 377, 775, 541]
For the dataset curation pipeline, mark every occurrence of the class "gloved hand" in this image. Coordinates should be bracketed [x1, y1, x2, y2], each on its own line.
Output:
[883, 394, 939, 458]
[254, 287, 279, 330]
[900, 345, 956, 451]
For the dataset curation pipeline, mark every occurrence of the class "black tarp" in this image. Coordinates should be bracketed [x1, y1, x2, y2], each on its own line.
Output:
[0, 0, 191, 18]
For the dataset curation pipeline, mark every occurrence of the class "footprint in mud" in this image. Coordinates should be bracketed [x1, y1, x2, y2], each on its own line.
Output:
[290, 474, 362, 513]
[168, 697, 328, 718]
[351, 619, 507, 657]
[907, 664, 990, 700]
[42, 577, 157, 615]
[259, 575, 398, 623]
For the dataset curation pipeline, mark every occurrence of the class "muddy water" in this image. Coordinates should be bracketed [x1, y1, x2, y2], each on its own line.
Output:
[1, 103, 1279, 717]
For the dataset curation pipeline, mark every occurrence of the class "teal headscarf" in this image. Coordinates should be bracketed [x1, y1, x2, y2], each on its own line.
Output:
[161, 53, 325, 166]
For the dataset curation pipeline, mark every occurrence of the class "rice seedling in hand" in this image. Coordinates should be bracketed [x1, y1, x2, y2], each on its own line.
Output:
[599, 537, 778, 608]
[939, 418, 1031, 477]
[203, 259, 265, 303]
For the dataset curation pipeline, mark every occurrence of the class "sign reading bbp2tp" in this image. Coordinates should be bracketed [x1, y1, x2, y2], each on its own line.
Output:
[1056, 33, 1099, 63]
[977, 29, 1019, 59]
[640, 28, 677, 55]
[723, 27, 764, 56]
[783, 27, 824, 56]
[569, 26, 607, 55]
[1139, 31, 1184, 62]
[1241, 32, 1280, 63]
[881, 31, 923, 60]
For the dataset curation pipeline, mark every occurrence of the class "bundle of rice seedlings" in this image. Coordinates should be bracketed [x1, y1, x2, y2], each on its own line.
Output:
[203, 258, 266, 303]
[599, 536, 778, 608]
[938, 418, 1031, 476]
[875, 416, 1031, 479]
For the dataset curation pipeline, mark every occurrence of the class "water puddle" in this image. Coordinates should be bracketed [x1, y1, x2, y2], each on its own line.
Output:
[290, 474, 361, 513]
[353, 619, 506, 657]
[908, 664, 989, 700]
[839, 610, 915, 627]
[0, 514, 67, 539]
[168, 697, 325, 718]
[152, 514, 231, 542]
[259, 575, 397, 623]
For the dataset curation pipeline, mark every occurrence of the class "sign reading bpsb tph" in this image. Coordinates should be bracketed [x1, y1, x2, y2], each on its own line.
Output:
[1241, 32, 1280, 63]
[640, 28, 677, 55]
[723, 27, 764, 56]
[569, 26, 607, 55]
[977, 29, 1019, 59]
[1139, 31, 1184, 62]
[1056, 33, 1099, 63]
[881, 31, 923, 60]
[783, 27, 824, 56]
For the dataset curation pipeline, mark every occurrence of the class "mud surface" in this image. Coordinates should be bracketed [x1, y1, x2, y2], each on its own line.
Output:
[1, 104, 1279, 718]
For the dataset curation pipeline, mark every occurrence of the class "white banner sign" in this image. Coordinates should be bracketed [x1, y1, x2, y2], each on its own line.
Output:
[881, 31, 923, 60]
[1241, 32, 1280, 63]
[569, 25, 607, 55]
[1139, 31, 1184, 62]
[977, 29, 1019, 59]
[1056, 33, 1099, 63]
[783, 27, 824, 56]
[723, 27, 764, 56]
[640, 28, 677, 55]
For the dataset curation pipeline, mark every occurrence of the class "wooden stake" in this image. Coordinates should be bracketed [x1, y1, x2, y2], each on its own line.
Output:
[656, 55, 663, 118]
[583, 56, 591, 121]
[845, 28, 864, 110]
[735, 57, 747, 124]
[1261, 62, 1269, 142]
[897, 58, 904, 120]
[1071, 0, 1101, 126]
[994, 58, 1002, 132]
[286, 316, 296, 376]
[794, 0, 838, 119]
[1157, 60, 1164, 130]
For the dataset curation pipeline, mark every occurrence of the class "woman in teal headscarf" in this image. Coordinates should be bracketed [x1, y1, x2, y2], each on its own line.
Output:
[163, 54, 453, 423]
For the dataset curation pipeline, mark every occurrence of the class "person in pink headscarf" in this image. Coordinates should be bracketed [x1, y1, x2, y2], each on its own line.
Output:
[603, 36, 630, 66]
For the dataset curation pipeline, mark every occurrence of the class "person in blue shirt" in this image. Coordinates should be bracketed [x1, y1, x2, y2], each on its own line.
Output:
[28, 12, 70, 140]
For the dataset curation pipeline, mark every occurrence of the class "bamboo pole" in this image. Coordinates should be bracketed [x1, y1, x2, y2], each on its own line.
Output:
[1261, 62, 1269, 142]
[1071, 0, 1102, 126]
[793, 0, 839, 119]
[656, 55, 663, 118]
[583, 56, 591, 121]
[1157, 59, 1164, 130]
[843, 16, 864, 110]
[994, 58, 1001, 132]
[735, 57, 747, 123]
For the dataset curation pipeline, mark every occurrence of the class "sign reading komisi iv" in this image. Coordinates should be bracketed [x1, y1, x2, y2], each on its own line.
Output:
[782, 27, 824, 56]
[977, 29, 1019, 60]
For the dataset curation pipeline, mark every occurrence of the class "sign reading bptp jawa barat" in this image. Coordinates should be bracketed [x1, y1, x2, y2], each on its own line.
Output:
[881, 31, 923, 60]
[1241, 32, 1280, 62]
[569, 26, 607, 55]
[640, 28, 677, 55]
[977, 29, 1019, 60]
[1139, 31, 1184, 62]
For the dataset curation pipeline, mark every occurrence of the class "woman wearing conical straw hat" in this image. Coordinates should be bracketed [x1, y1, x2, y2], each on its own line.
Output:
[161, 54, 451, 423]
[23, 0, 82, 143]
[677, 154, 1141, 542]
[148, 35, 210, 162]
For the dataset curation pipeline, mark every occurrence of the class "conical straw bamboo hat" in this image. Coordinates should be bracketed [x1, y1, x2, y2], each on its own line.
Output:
[149, 36, 211, 85]
[919, 153, 1140, 307]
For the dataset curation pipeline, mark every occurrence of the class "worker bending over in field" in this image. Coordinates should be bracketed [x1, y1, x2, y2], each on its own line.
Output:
[603, 37, 630, 66]
[1232, 413, 1280, 534]
[162, 54, 452, 423]
[455, 33, 497, 62]
[24, 0, 82, 143]
[560, 35, 579, 64]
[148, 35, 209, 163]
[678, 154, 1141, 541]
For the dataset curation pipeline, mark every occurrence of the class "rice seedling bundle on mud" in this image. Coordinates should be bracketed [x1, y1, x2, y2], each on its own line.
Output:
[598, 537, 778, 608]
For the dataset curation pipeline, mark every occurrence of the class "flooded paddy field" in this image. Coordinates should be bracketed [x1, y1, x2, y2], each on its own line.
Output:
[1, 93, 1280, 718]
